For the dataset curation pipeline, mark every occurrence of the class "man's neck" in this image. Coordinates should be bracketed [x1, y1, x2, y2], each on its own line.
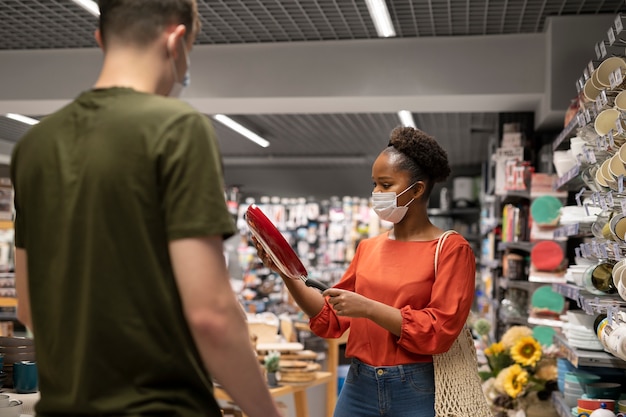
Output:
[93, 48, 167, 95]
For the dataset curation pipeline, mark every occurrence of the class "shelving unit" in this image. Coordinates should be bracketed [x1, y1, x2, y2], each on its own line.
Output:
[552, 391, 572, 417]
[553, 333, 626, 369]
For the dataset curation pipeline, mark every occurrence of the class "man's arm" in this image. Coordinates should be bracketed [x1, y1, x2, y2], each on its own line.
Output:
[14, 248, 32, 331]
[169, 236, 281, 417]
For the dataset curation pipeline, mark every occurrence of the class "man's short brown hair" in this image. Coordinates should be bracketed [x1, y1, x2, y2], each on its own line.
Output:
[98, 0, 201, 47]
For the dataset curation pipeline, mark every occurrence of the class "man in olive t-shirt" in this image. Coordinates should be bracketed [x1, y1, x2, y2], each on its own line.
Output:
[10, 1, 282, 417]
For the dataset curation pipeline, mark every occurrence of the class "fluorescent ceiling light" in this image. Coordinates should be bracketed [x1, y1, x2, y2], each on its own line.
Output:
[6, 113, 39, 126]
[70, 0, 100, 17]
[397, 110, 416, 128]
[213, 114, 270, 148]
[365, 0, 396, 37]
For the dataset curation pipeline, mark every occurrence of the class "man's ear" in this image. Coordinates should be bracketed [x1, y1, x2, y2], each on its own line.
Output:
[166, 24, 187, 58]
[94, 29, 104, 50]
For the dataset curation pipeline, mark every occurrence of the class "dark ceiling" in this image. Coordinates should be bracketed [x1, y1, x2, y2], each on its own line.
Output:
[0, 0, 623, 199]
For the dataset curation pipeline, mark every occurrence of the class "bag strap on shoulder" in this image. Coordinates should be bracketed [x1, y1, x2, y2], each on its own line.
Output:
[434, 230, 458, 276]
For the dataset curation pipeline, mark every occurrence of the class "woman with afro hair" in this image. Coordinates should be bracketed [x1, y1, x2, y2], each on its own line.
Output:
[254, 127, 476, 417]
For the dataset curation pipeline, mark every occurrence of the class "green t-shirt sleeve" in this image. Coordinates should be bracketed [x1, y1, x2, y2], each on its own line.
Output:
[158, 113, 235, 241]
[10, 143, 25, 249]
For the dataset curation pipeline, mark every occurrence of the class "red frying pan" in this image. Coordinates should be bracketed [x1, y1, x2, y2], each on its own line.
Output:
[245, 204, 329, 292]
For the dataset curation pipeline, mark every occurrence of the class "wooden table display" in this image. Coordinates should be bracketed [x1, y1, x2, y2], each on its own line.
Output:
[215, 371, 333, 417]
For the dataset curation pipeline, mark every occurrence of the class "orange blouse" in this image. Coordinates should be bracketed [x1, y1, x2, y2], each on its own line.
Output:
[309, 231, 476, 367]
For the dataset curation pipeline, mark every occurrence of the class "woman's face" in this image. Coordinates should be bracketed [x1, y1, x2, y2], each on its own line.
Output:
[371, 152, 415, 204]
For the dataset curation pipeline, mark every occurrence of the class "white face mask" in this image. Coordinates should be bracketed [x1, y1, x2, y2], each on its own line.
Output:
[169, 39, 191, 98]
[371, 182, 417, 224]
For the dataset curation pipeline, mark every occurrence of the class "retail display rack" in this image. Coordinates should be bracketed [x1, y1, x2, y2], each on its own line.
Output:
[548, 13, 626, 417]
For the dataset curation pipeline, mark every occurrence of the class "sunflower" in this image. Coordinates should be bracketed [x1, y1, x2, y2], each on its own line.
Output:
[484, 342, 505, 356]
[510, 336, 542, 367]
[499, 364, 529, 398]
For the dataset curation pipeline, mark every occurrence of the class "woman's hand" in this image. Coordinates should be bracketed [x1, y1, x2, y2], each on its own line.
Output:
[323, 288, 371, 318]
[251, 236, 281, 274]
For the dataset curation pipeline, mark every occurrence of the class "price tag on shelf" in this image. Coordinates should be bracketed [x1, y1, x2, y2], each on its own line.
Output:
[616, 15, 624, 34]
[600, 244, 609, 259]
[577, 113, 586, 128]
[616, 67, 624, 86]
[575, 247, 582, 259]
[592, 192, 600, 206]
[606, 190, 614, 207]
[585, 109, 592, 124]
[596, 96, 603, 113]
[583, 67, 590, 81]
[575, 188, 586, 206]
[607, 305, 617, 325]
[584, 201, 591, 216]
[588, 149, 597, 164]
[609, 132, 615, 149]
[576, 153, 584, 165]
[614, 243, 621, 261]
[609, 27, 616, 45]
[591, 240, 600, 257]
[600, 41, 607, 58]
[621, 196, 626, 214]
[620, 175, 625, 193]
[602, 90, 608, 106]
[589, 60, 596, 76]
[600, 194, 608, 211]
[610, 71, 617, 89]
[596, 42, 602, 59]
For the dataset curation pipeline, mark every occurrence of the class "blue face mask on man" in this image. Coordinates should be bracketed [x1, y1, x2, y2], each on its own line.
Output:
[169, 39, 190, 98]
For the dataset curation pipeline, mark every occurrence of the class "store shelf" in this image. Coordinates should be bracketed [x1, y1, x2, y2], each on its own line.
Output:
[552, 117, 580, 151]
[554, 333, 626, 369]
[500, 316, 529, 326]
[551, 283, 626, 314]
[551, 391, 571, 417]
[427, 207, 480, 217]
[497, 241, 535, 252]
[528, 274, 567, 284]
[480, 258, 501, 269]
[0, 312, 16, 320]
[555, 164, 584, 191]
[498, 277, 542, 290]
[500, 190, 531, 200]
[527, 316, 564, 328]
[553, 223, 593, 239]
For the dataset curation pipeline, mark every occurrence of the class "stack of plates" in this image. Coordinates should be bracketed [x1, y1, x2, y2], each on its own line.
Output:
[564, 265, 589, 286]
[563, 372, 585, 407]
[562, 323, 604, 351]
[0, 336, 36, 388]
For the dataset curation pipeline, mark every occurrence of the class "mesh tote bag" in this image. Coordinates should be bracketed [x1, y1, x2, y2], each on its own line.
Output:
[433, 231, 492, 417]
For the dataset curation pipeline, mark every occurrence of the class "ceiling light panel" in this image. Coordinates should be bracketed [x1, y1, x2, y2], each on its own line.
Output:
[1, 0, 625, 50]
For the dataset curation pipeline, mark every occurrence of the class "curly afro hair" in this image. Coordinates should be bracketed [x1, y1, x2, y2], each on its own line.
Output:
[383, 126, 451, 196]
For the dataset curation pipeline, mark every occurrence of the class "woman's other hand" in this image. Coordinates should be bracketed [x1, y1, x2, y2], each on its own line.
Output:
[323, 288, 371, 318]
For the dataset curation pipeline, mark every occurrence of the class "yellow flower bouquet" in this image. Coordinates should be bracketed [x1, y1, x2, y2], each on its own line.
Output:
[477, 325, 559, 416]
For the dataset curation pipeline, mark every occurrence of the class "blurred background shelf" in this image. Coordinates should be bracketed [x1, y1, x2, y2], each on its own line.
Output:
[554, 333, 626, 369]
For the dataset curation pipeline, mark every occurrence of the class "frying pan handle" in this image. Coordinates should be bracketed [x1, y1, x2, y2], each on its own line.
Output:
[304, 278, 329, 292]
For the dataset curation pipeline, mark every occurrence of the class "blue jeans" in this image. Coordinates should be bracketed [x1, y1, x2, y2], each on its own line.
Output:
[333, 359, 435, 417]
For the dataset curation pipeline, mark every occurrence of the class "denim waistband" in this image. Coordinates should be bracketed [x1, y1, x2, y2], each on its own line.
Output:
[350, 358, 433, 380]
